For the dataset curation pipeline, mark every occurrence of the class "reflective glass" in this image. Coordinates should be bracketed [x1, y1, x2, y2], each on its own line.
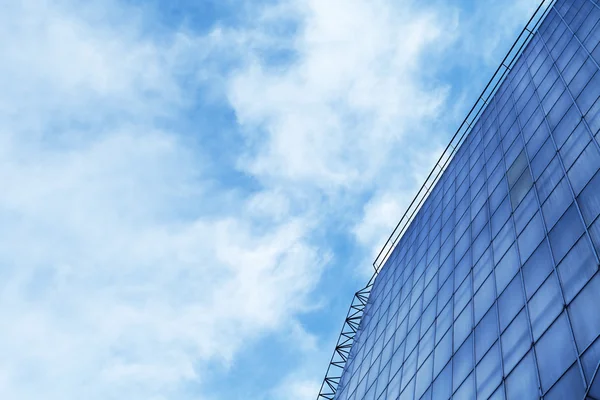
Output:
[330, 7, 600, 398]
[432, 361, 452, 400]
[543, 363, 585, 400]
[476, 342, 502, 399]
[505, 351, 539, 400]
[535, 313, 577, 392]
[522, 241, 554, 299]
[528, 273, 564, 340]
[453, 334, 473, 392]
[548, 203, 585, 263]
[498, 274, 525, 331]
[501, 309, 531, 375]
[569, 273, 600, 353]
[476, 305, 499, 363]
[556, 234, 597, 303]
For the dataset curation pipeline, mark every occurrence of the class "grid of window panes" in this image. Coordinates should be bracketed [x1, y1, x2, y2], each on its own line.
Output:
[334, 0, 600, 399]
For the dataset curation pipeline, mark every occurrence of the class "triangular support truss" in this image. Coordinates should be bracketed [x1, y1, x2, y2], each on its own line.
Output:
[316, 282, 373, 400]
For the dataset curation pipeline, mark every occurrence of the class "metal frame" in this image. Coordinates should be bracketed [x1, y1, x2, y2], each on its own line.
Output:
[316, 1, 557, 399]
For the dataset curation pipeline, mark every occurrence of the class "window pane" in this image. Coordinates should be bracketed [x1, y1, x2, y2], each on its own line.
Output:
[474, 247, 494, 292]
[511, 168, 534, 208]
[415, 354, 433, 400]
[493, 220, 515, 263]
[522, 240, 553, 299]
[514, 188, 538, 234]
[476, 342, 502, 399]
[569, 273, 600, 353]
[436, 301, 453, 344]
[508, 150, 529, 187]
[453, 372, 475, 400]
[476, 305, 499, 363]
[517, 212, 545, 263]
[548, 203, 585, 263]
[399, 376, 415, 400]
[455, 277, 471, 319]
[454, 302, 473, 351]
[528, 272, 563, 340]
[537, 156, 564, 202]
[499, 274, 525, 331]
[557, 234, 597, 304]
[542, 178, 572, 230]
[495, 244, 520, 295]
[434, 329, 452, 379]
[488, 384, 505, 400]
[543, 363, 585, 400]
[419, 325, 435, 367]
[577, 169, 600, 225]
[432, 361, 452, 400]
[568, 141, 600, 195]
[535, 313, 577, 392]
[501, 309, 531, 375]
[560, 121, 590, 170]
[474, 272, 495, 325]
[453, 334, 474, 392]
[505, 351, 539, 400]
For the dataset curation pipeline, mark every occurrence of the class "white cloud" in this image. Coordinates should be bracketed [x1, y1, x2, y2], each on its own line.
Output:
[0, 0, 326, 399]
[227, 0, 452, 189]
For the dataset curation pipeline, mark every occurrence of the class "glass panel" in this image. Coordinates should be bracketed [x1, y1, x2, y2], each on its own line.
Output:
[522, 240, 554, 299]
[514, 188, 537, 234]
[535, 313, 577, 392]
[438, 274, 453, 312]
[434, 329, 452, 379]
[476, 342, 502, 400]
[415, 354, 433, 400]
[399, 376, 415, 400]
[543, 363, 585, 400]
[569, 273, 600, 353]
[568, 141, 600, 195]
[432, 361, 452, 400]
[493, 220, 515, 262]
[528, 272, 563, 340]
[517, 212, 545, 263]
[557, 234, 597, 304]
[454, 302, 473, 351]
[419, 325, 435, 368]
[488, 384, 505, 400]
[453, 372, 475, 400]
[476, 305, 498, 363]
[474, 247, 494, 292]
[498, 274, 525, 332]
[436, 301, 453, 345]
[474, 272, 495, 325]
[577, 169, 600, 226]
[581, 336, 600, 384]
[542, 178, 572, 230]
[453, 334, 474, 392]
[510, 168, 533, 208]
[495, 244, 520, 295]
[501, 309, 531, 375]
[505, 351, 540, 400]
[454, 277, 471, 319]
[537, 156, 563, 203]
[508, 150, 529, 187]
[548, 203, 585, 263]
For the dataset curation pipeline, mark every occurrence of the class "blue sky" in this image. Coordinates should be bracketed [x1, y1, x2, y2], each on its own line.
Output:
[0, 0, 541, 399]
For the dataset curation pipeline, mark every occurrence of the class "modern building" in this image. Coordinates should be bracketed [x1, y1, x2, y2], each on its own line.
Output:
[318, 0, 600, 399]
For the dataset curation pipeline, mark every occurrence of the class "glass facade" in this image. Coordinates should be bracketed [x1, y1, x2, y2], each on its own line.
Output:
[333, 0, 600, 399]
